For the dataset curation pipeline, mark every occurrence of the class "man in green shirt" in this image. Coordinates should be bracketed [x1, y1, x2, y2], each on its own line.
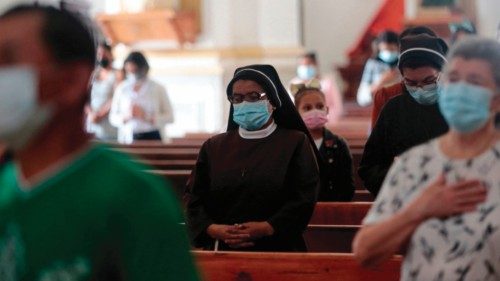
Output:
[0, 4, 199, 281]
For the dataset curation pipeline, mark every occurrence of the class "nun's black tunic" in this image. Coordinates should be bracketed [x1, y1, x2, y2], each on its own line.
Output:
[186, 127, 319, 251]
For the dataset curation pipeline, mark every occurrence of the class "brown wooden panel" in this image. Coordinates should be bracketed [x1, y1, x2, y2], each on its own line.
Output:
[193, 251, 401, 281]
[116, 147, 200, 160]
[304, 225, 359, 253]
[139, 159, 196, 170]
[310, 202, 371, 225]
[96, 10, 199, 45]
[352, 190, 373, 202]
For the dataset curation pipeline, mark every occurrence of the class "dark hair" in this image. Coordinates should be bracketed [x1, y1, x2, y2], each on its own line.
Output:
[398, 33, 448, 71]
[400, 26, 437, 40]
[301, 52, 317, 64]
[399, 57, 442, 71]
[124, 51, 150, 74]
[1, 5, 96, 66]
[99, 41, 112, 52]
[376, 30, 399, 45]
[294, 88, 325, 108]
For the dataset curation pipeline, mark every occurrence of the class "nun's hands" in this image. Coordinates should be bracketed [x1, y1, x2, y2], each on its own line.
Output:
[224, 222, 275, 249]
[239, 221, 274, 239]
[206, 224, 254, 248]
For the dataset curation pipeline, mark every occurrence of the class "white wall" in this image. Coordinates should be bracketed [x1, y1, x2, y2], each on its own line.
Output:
[198, 0, 301, 48]
[476, 0, 500, 38]
[258, 0, 301, 47]
[0, 0, 34, 13]
[303, 0, 384, 74]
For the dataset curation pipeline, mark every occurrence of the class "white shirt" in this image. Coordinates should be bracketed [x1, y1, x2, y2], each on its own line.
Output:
[109, 78, 174, 143]
[364, 139, 500, 281]
[314, 137, 323, 149]
[87, 70, 117, 139]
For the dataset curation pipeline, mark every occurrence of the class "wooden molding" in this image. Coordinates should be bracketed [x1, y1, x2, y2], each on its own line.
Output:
[96, 9, 200, 46]
[145, 46, 305, 59]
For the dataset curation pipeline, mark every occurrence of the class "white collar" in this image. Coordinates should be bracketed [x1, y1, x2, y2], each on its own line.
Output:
[238, 121, 277, 139]
[314, 137, 323, 149]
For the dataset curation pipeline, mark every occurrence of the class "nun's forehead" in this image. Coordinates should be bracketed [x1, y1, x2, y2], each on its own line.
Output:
[231, 79, 265, 93]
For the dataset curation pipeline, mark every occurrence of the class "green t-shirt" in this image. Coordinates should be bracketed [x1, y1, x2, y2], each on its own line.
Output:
[0, 145, 199, 281]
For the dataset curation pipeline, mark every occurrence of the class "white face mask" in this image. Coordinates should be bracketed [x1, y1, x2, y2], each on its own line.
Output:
[0, 67, 52, 150]
[126, 73, 139, 84]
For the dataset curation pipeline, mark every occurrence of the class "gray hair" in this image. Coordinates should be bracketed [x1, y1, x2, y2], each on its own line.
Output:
[446, 36, 500, 88]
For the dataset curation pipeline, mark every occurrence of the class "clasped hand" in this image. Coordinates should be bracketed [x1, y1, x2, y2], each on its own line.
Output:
[206, 221, 274, 249]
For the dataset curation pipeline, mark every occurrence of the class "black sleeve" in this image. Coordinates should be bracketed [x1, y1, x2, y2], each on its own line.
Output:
[268, 134, 319, 235]
[330, 138, 355, 201]
[186, 140, 214, 248]
[358, 107, 395, 197]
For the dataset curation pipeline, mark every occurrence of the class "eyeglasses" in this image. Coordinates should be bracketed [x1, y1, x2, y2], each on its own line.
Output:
[229, 92, 267, 104]
[403, 75, 440, 88]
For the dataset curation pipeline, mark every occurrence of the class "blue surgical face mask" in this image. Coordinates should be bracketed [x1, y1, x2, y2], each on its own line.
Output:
[439, 82, 493, 133]
[297, 65, 317, 80]
[406, 83, 441, 105]
[378, 50, 399, 64]
[233, 100, 272, 131]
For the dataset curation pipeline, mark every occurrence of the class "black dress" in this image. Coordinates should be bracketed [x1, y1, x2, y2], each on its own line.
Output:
[186, 127, 319, 251]
[358, 92, 448, 197]
[317, 129, 355, 201]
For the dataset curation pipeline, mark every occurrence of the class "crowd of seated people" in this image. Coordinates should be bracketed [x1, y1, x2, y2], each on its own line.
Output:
[0, 2, 499, 281]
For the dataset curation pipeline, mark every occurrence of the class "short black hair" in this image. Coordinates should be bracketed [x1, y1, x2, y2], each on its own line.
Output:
[99, 41, 112, 52]
[399, 57, 442, 71]
[376, 30, 399, 45]
[400, 26, 437, 40]
[1, 4, 96, 66]
[124, 51, 150, 74]
[301, 52, 317, 64]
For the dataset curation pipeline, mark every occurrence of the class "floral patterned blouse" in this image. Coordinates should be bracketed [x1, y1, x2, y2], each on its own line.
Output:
[364, 139, 500, 281]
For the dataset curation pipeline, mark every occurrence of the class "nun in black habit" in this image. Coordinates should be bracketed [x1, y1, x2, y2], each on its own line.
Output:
[186, 64, 320, 252]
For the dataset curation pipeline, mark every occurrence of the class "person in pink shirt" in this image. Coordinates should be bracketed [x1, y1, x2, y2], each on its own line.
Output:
[290, 52, 343, 125]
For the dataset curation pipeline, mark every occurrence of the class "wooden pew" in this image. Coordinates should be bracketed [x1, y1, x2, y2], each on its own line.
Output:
[310, 202, 371, 225]
[351, 190, 373, 201]
[139, 159, 196, 170]
[141, 160, 369, 193]
[151, 170, 191, 199]
[116, 148, 200, 160]
[194, 251, 401, 281]
[150, 169, 373, 202]
[304, 225, 359, 253]
[101, 135, 366, 151]
[102, 140, 203, 149]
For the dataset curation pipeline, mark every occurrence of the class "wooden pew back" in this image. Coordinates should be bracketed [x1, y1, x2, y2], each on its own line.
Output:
[304, 225, 359, 253]
[116, 147, 201, 160]
[310, 202, 371, 225]
[150, 169, 373, 202]
[194, 251, 401, 281]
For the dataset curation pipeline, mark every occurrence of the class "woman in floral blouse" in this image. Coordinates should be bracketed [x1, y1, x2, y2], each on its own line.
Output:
[353, 37, 500, 280]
